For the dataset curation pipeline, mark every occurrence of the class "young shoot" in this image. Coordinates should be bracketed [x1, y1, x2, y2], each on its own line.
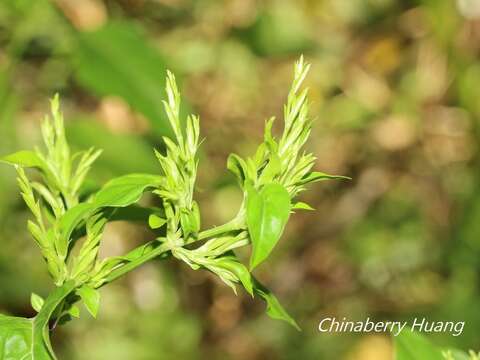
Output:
[0, 57, 348, 359]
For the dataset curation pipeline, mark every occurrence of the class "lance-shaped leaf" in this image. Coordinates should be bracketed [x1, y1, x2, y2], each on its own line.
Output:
[211, 253, 254, 296]
[296, 171, 351, 186]
[94, 173, 162, 208]
[0, 150, 44, 168]
[253, 278, 300, 330]
[292, 201, 314, 211]
[59, 173, 163, 246]
[246, 182, 291, 270]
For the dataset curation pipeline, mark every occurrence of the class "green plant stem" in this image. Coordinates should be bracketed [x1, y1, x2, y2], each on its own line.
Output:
[198, 216, 245, 240]
[98, 212, 246, 287]
[100, 242, 171, 287]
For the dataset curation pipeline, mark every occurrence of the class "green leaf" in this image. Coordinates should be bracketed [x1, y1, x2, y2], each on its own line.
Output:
[77, 285, 100, 318]
[0, 281, 78, 359]
[263, 117, 278, 152]
[192, 201, 201, 234]
[73, 21, 173, 138]
[227, 153, 249, 186]
[292, 201, 314, 211]
[0, 315, 47, 359]
[60, 174, 162, 245]
[246, 182, 291, 270]
[394, 329, 444, 360]
[67, 305, 80, 319]
[258, 153, 281, 185]
[252, 278, 300, 330]
[215, 254, 254, 296]
[53, 125, 165, 267]
[94, 173, 162, 208]
[0, 150, 44, 168]
[67, 119, 159, 176]
[30, 293, 44, 313]
[59, 203, 95, 247]
[297, 171, 351, 186]
[179, 202, 201, 238]
[148, 214, 167, 229]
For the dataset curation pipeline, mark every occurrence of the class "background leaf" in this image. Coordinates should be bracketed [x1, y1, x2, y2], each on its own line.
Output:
[73, 22, 172, 138]
[67, 120, 159, 178]
[394, 329, 444, 360]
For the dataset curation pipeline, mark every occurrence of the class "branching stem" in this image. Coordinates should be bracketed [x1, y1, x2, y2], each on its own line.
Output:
[99, 242, 171, 287]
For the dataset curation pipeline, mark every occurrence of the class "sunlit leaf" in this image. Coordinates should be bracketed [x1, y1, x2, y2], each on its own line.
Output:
[0, 315, 44, 359]
[292, 201, 314, 211]
[148, 214, 167, 229]
[60, 174, 162, 252]
[297, 171, 351, 186]
[67, 305, 80, 319]
[246, 182, 291, 270]
[77, 285, 100, 318]
[258, 153, 281, 185]
[30, 292, 44, 313]
[0, 150, 44, 168]
[0, 281, 77, 359]
[215, 253, 254, 296]
[94, 173, 162, 208]
[253, 278, 300, 330]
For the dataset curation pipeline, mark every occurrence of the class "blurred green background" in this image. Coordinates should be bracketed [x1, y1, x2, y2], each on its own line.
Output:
[1, 0, 480, 359]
